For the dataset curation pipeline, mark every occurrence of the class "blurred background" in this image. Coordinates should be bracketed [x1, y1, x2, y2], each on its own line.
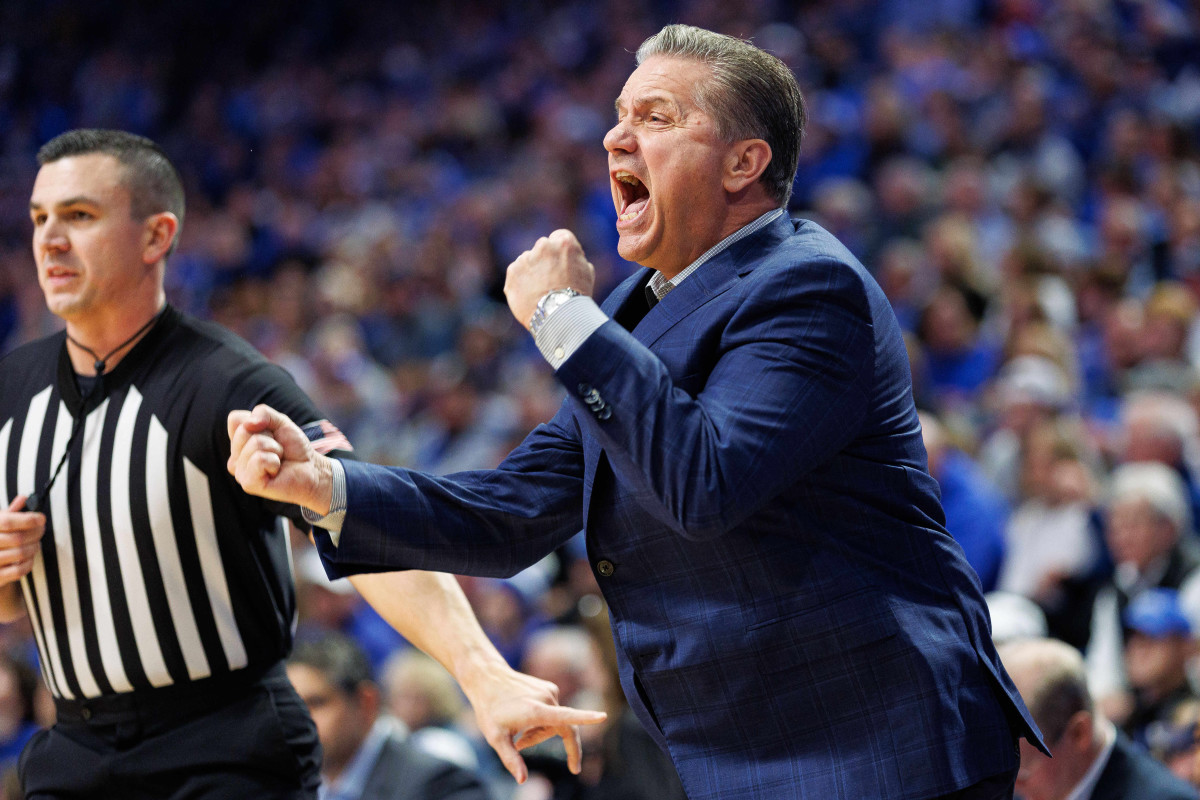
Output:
[3, 0, 1200, 797]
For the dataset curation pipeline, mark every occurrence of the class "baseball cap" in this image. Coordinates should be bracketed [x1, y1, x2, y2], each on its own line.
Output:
[1125, 588, 1192, 638]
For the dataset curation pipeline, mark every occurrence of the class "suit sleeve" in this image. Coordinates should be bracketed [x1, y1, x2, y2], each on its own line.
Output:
[554, 255, 877, 541]
[317, 398, 586, 579]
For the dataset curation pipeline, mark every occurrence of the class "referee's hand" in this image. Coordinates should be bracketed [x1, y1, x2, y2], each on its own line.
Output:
[0, 496, 43, 585]
[227, 404, 334, 515]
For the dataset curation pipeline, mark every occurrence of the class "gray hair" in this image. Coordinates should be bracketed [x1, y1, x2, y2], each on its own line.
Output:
[999, 637, 1093, 744]
[636, 24, 806, 207]
[1109, 461, 1193, 536]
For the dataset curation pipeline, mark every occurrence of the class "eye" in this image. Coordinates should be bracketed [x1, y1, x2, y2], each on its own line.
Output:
[31, 213, 46, 226]
[68, 210, 92, 221]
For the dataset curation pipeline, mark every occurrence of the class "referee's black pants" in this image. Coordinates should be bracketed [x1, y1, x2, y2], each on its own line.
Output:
[19, 662, 321, 800]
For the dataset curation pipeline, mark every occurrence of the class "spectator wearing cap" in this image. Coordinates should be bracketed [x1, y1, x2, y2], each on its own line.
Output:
[1000, 637, 1198, 800]
[1123, 588, 1198, 748]
[1087, 463, 1200, 725]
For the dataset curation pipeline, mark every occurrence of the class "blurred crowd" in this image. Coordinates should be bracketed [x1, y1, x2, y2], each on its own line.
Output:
[3, 0, 1200, 797]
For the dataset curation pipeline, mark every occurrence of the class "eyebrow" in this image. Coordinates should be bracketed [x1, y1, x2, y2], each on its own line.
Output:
[29, 195, 99, 211]
[614, 93, 679, 115]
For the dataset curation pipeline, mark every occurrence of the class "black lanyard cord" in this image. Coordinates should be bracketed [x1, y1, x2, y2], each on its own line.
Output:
[24, 379, 103, 513]
[24, 309, 163, 513]
[65, 308, 164, 375]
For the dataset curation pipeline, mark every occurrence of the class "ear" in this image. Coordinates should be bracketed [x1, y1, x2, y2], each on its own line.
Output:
[723, 139, 772, 194]
[358, 682, 382, 719]
[1063, 709, 1094, 750]
[142, 212, 179, 265]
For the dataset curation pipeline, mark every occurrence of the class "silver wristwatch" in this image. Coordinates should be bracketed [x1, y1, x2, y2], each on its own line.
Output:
[529, 287, 581, 337]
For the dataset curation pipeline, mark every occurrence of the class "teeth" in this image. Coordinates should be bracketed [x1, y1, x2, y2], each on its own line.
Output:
[615, 171, 641, 185]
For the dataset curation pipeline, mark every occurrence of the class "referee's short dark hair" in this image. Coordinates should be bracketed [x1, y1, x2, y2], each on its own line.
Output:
[38, 129, 186, 253]
[289, 632, 374, 696]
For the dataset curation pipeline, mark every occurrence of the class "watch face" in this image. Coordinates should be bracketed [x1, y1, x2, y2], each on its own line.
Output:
[531, 288, 580, 335]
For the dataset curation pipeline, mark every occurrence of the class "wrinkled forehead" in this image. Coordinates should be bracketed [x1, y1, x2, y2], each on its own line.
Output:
[615, 55, 711, 111]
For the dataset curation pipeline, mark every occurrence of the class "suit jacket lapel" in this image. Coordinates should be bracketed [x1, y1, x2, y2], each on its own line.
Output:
[622, 214, 795, 349]
[581, 216, 794, 528]
[632, 250, 738, 348]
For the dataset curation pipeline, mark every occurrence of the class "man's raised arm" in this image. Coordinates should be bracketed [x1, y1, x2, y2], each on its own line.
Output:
[228, 405, 606, 782]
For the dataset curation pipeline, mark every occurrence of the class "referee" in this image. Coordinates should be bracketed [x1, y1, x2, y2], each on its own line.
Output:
[0, 129, 602, 799]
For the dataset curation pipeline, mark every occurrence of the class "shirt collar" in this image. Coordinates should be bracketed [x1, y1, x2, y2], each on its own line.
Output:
[1064, 718, 1116, 800]
[1115, 555, 1170, 596]
[320, 717, 398, 800]
[647, 208, 785, 301]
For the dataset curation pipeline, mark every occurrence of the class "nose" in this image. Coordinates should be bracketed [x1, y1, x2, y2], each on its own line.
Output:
[35, 216, 69, 255]
[603, 118, 634, 154]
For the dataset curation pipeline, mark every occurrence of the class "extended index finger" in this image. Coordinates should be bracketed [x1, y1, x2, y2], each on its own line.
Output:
[534, 705, 607, 727]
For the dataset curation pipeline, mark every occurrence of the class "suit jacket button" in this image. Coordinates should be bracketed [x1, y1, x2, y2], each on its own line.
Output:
[578, 383, 593, 395]
[597, 406, 612, 420]
[596, 559, 615, 577]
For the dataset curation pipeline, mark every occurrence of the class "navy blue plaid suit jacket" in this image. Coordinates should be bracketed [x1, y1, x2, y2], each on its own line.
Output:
[316, 215, 1047, 799]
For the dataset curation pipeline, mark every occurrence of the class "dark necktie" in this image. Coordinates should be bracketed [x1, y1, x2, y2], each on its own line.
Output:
[615, 279, 659, 331]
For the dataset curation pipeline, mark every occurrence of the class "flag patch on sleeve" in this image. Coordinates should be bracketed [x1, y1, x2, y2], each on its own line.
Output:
[301, 420, 353, 454]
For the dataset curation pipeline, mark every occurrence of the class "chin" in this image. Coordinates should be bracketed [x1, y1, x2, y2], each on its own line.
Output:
[616, 233, 657, 267]
[615, 240, 642, 264]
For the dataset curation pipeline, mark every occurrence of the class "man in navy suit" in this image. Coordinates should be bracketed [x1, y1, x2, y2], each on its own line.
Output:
[287, 633, 489, 800]
[1000, 637, 1198, 800]
[229, 24, 1046, 800]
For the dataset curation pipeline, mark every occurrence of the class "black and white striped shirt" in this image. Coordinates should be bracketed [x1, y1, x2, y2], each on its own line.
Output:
[0, 306, 336, 701]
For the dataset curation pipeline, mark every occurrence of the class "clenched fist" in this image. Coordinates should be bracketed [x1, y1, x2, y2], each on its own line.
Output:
[504, 229, 596, 330]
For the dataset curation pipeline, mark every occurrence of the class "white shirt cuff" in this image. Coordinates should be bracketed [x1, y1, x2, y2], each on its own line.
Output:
[533, 296, 608, 369]
[300, 458, 347, 544]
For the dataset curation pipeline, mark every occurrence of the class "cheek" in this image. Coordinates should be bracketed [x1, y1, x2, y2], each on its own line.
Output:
[309, 707, 333, 739]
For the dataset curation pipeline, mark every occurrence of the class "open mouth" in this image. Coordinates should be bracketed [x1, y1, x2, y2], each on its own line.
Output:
[614, 171, 649, 222]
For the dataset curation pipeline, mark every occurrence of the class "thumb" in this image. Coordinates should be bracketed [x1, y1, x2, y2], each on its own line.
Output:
[7, 497, 25, 513]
